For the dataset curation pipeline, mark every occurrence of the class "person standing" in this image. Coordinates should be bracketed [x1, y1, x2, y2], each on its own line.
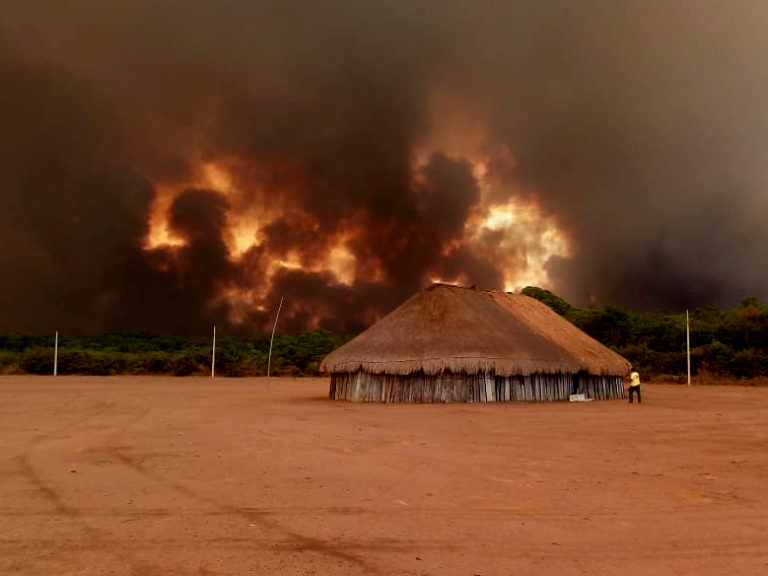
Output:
[628, 371, 642, 404]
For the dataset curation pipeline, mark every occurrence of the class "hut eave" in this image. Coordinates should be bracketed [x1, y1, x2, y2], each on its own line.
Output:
[320, 356, 630, 377]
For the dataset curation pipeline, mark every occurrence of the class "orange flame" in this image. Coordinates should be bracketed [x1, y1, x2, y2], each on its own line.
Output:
[144, 136, 570, 327]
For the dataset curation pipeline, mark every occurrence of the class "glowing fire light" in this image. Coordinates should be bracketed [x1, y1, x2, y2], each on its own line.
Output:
[475, 199, 570, 291]
[326, 243, 356, 286]
[144, 162, 237, 251]
[143, 137, 571, 328]
[144, 183, 186, 250]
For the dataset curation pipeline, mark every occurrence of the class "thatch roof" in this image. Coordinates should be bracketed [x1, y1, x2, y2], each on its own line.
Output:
[321, 284, 631, 377]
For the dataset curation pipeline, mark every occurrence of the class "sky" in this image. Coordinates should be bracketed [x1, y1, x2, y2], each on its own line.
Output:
[2, 1, 768, 334]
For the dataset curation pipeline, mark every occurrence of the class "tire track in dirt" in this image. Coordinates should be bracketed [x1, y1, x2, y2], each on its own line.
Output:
[12, 385, 382, 573]
[8, 393, 170, 574]
[15, 453, 101, 540]
[106, 446, 382, 574]
[9, 399, 121, 562]
[0, 534, 447, 554]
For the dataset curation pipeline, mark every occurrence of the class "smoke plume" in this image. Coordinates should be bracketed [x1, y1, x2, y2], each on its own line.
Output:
[2, 1, 768, 333]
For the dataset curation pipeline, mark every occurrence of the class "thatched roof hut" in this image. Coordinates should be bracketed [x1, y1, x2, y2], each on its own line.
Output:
[321, 283, 631, 402]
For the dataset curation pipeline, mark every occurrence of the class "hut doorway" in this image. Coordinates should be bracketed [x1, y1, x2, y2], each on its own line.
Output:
[572, 370, 588, 395]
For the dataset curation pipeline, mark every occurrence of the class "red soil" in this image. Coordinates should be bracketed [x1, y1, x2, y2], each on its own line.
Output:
[1, 376, 767, 575]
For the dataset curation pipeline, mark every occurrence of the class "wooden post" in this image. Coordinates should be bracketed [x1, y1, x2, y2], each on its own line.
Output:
[53, 331, 58, 377]
[211, 325, 216, 379]
[266, 296, 283, 381]
[686, 309, 691, 386]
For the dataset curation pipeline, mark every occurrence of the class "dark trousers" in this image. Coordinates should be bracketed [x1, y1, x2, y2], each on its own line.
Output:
[628, 385, 642, 404]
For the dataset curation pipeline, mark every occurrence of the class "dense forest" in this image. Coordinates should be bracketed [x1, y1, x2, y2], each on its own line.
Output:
[521, 287, 768, 381]
[2, 287, 768, 379]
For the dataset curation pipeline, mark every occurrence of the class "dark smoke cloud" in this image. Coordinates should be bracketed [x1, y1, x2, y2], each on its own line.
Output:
[100, 189, 235, 334]
[2, 1, 768, 334]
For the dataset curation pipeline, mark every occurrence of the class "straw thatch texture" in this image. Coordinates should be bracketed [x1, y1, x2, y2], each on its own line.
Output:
[321, 284, 631, 377]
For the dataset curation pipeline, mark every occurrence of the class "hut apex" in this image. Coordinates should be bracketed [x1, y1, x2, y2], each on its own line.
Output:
[321, 283, 631, 403]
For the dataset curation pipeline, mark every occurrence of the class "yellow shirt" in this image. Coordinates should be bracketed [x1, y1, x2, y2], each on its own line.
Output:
[630, 372, 641, 387]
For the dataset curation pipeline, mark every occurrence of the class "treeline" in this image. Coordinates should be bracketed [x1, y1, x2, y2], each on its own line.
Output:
[4, 290, 768, 379]
[0, 331, 351, 377]
[522, 287, 768, 380]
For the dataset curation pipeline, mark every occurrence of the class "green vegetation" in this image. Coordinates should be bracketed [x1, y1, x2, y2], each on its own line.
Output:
[3, 290, 768, 379]
[522, 287, 768, 380]
[0, 331, 351, 377]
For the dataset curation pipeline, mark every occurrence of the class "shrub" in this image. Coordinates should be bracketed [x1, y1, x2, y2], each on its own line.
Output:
[19, 348, 55, 375]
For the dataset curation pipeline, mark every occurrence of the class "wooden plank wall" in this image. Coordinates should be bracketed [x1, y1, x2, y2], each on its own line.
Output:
[329, 372, 626, 403]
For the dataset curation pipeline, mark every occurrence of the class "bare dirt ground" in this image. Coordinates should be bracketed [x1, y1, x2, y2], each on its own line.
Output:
[1, 376, 767, 576]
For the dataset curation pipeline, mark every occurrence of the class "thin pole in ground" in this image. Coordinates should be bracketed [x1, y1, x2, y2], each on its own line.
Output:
[54, 331, 58, 376]
[211, 325, 216, 379]
[686, 310, 691, 386]
[267, 296, 284, 381]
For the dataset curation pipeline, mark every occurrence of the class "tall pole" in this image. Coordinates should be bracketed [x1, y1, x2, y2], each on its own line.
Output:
[54, 331, 58, 377]
[686, 310, 691, 386]
[211, 325, 216, 379]
[267, 296, 284, 381]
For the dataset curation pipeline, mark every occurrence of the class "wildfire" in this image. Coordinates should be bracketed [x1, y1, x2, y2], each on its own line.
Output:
[144, 162, 237, 251]
[417, 135, 570, 293]
[413, 91, 570, 292]
[144, 182, 187, 250]
[473, 199, 570, 291]
[325, 241, 357, 285]
[143, 161, 363, 292]
[142, 138, 571, 328]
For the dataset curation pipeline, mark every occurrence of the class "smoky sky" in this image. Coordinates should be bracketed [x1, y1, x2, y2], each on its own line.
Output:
[2, 1, 768, 334]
